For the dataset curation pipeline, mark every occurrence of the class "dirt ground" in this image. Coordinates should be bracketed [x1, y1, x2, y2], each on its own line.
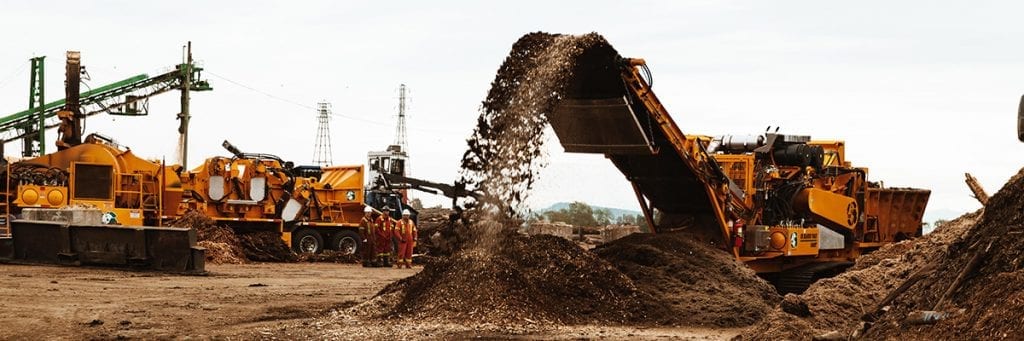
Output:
[0, 263, 741, 340]
[0, 263, 411, 339]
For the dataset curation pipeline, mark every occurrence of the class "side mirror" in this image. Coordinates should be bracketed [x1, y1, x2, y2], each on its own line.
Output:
[1019, 94, 1024, 142]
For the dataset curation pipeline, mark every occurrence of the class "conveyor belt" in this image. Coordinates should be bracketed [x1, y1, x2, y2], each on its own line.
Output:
[548, 47, 728, 232]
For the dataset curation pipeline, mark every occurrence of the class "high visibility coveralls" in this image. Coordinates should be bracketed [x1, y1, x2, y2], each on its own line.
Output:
[374, 215, 394, 266]
[359, 216, 377, 266]
[393, 218, 417, 268]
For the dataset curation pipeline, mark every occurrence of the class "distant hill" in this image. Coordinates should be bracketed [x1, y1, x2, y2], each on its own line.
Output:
[535, 202, 641, 219]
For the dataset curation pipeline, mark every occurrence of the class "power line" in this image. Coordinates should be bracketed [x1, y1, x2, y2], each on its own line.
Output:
[205, 71, 315, 110]
[0, 61, 28, 92]
[205, 71, 465, 135]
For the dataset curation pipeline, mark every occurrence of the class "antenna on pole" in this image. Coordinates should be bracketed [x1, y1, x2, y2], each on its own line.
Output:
[313, 101, 333, 166]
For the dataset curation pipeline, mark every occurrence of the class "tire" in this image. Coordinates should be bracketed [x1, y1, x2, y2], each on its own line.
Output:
[329, 230, 361, 255]
[292, 229, 324, 254]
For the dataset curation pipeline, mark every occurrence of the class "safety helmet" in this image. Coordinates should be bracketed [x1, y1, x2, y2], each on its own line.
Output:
[364, 206, 373, 213]
[402, 209, 411, 216]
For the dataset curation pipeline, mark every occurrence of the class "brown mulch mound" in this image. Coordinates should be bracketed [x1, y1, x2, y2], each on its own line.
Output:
[595, 232, 780, 327]
[355, 230, 781, 328]
[167, 212, 249, 264]
[169, 211, 357, 264]
[236, 231, 298, 262]
[196, 240, 246, 264]
[357, 234, 669, 325]
[860, 167, 1024, 339]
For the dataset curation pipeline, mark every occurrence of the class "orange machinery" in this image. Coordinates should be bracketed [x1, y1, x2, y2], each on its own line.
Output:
[177, 141, 378, 255]
[548, 50, 929, 292]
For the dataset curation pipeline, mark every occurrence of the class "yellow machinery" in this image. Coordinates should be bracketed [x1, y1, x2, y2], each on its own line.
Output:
[549, 52, 929, 292]
[12, 135, 179, 226]
[0, 135, 204, 272]
[0, 51, 202, 272]
[177, 141, 376, 254]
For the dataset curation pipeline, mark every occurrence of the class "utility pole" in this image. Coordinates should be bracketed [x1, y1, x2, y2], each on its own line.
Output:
[313, 101, 333, 166]
[178, 42, 192, 169]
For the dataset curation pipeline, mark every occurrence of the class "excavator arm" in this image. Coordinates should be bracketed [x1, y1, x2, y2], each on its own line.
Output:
[381, 173, 480, 201]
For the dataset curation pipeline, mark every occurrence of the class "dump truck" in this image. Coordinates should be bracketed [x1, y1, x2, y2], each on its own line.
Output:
[548, 52, 929, 292]
[177, 141, 421, 255]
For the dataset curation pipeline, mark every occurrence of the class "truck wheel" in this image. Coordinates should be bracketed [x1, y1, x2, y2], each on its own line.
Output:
[329, 230, 361, 255]
[292, 229, 324, 254]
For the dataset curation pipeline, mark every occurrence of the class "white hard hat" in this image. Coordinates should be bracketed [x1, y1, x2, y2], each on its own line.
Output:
[402, 209, 411, 216]
[364, 206, 373, 213]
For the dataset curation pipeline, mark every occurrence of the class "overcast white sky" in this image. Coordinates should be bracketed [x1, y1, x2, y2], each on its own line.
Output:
[1, 1, 1021, 221]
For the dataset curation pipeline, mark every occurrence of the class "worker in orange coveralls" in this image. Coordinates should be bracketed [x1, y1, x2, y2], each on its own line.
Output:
[359, 206, 377, 267]
[374, 206, 395, 267]
[393, 209, 417, 269]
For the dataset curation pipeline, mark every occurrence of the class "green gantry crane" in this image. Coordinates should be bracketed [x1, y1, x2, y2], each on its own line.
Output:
[0, 48, 212, 158]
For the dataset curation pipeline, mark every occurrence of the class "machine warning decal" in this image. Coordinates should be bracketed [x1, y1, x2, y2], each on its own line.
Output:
[102, 212, 119, 225]
[790, 232, 798, 248]
[847, 202, 858, 226]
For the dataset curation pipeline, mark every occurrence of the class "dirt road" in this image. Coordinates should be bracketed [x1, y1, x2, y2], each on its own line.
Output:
[0, 263, 414, 339]
[0, 263, 742, 339]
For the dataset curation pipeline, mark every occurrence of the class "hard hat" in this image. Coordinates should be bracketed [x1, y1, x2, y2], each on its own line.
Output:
[402, 209, 411, 216]
[364, 206, 373, 213]
[382, 206, 393, 211]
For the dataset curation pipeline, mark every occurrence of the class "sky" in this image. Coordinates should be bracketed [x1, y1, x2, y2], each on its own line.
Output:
[1, 1, 1022, 222]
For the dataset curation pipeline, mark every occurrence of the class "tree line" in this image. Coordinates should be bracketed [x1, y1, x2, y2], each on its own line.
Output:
[529, 201, 648, 229]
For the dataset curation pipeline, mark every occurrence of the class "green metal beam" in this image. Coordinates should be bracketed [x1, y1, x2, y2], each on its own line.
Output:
[0, 74, 149, 126]
[0, 56, 212, 154]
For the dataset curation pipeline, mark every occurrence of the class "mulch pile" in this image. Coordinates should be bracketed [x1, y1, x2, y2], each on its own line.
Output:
[236, 231, 297, 262]
[168, 212, 248, 264]
[596, 232, 780, 327]
[169, 211, 358, 264]
[353, 229, 779, 327]
[861, 167, 1024, 339]
[357, 234, 669, 324]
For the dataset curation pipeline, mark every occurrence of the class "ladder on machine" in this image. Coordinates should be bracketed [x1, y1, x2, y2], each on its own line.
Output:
[0, 162, 11, 237]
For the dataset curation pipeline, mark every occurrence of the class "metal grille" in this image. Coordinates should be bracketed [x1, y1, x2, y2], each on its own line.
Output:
[73, 164, 113, 200]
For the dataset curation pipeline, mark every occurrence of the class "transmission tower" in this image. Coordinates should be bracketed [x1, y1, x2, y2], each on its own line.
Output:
[313, 101, 333, 166]
[394, 84, 408, 152]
